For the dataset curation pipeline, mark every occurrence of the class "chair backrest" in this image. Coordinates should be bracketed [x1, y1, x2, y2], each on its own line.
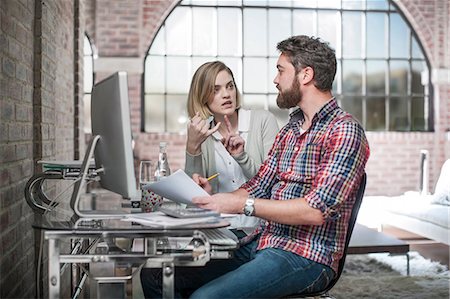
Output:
[285, 173, 367, 298]
[328, 173, 367, 290]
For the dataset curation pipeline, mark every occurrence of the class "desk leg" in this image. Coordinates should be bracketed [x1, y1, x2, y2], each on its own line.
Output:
[162, 262, 175, 299]
[48, 238, 60, 299]
[406, 252, 410, 276]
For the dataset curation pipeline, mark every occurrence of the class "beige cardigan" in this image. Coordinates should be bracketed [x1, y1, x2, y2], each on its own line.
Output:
[184, 109, 279, 193]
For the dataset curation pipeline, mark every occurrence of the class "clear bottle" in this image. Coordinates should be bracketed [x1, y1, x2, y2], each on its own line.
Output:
[154, 142, 171, 180]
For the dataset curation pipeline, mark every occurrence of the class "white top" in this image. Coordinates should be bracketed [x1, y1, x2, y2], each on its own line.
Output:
[212, 109, 259, 229]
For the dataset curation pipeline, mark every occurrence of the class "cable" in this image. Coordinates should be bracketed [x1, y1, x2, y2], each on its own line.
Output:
[37, 230, 44, 299]
[43, 177, 82, 215]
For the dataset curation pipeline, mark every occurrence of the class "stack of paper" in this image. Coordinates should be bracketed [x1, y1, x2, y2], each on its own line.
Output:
[122, 212, 217, 227]
[142, 169, 210, 205]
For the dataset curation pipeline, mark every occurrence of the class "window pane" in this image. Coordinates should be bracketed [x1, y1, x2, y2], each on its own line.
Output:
[411, 37, 424, 59]
[318, 11, 339, 55]
[342, 0, 364, 10]
[243, 0, 266, 6]
[193, 8, 217, 56]
[390, 60, 408, 94]
[191, 0, 217, 4]
[145, 56, 165, 93]
[411, 97, 425, 131]
[411, 61, 425, 94]
[270, 0, 292, 7]
[218, 0, 242, 6]
[366, 60, 386, 94]
[244, 9, 267, 56]
[269, 94, 289, 128]
[334, 59, 341, 94]
[343, 12, 362, 58]
[342, 60, 363, 94]
[149, 26, 165, 55]
[390, 13, 409, 58]
[84, 94, 91, 134]
[340, 96, 363, 123]
[366, 0, 389, 10]
[83, 56, 93, 93]
[389, 97, 409, 131]
[367, 12, 386, 58]
[293, 0, 317, 8]
[192, 56, 216, 76]
[243, 57, 268, 93]
[166, 7, 192, 55]
[145, 94, 165, 132]
[317, 0, 340, 9]
[269, 9, 292, 57]
[218, 8, 242, 56]
[366, 96, 386, 131]
[268, 57, 278, 94]
[166, 57, 191, 93]
[218, 57, 243, 91]
[242, 94, 267, 110]
[167, 94, 188, 133]
[293, 10, 315, 37]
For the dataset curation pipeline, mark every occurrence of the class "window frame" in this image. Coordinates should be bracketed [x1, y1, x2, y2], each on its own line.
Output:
[142, 0, 433, 133]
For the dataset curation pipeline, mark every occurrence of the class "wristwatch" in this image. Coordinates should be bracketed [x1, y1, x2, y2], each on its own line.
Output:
[243, 197, 255, 216]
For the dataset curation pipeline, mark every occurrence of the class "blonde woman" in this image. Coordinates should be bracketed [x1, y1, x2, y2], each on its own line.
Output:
[185, 61, 279, 231]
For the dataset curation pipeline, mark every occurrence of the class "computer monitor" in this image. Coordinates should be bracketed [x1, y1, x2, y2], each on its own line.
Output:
[70, 71, 137, 218]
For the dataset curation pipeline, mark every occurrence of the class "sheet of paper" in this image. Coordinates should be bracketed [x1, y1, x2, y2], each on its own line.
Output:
[122, 212, 217, 227]
[142, 169, 210, 205]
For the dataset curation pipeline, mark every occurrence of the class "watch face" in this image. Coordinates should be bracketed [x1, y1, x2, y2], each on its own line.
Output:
[244, 199, 255, 216]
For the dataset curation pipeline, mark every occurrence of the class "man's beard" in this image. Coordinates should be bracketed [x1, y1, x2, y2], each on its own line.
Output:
[276, 78, 302, 109]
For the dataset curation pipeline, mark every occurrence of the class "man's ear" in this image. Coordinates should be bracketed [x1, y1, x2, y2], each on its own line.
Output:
[299, 66, 314, 85]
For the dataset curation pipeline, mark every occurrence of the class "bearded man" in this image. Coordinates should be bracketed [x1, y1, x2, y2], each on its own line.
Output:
[141, 35, 370, 299]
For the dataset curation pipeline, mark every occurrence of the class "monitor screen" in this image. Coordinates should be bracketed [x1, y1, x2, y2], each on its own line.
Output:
[91, 71, 137, 199]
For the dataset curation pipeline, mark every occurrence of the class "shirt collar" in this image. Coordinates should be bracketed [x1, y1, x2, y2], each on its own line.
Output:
[288, 97, 337, 125]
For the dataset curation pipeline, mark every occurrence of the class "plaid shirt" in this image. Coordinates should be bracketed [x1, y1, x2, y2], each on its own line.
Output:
[241, 98, 370, 273]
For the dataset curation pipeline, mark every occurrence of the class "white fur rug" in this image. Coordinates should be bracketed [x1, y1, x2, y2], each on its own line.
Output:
[331, 252, 449, 298]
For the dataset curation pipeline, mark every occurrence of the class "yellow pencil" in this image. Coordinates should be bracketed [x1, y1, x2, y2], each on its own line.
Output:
[206, 173, 219, 181]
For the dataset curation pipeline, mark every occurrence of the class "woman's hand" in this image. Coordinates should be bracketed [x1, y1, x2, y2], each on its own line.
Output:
[186, 112, 220, 155]
[222, 115, 245, 157]
[192, 173, 213, 195]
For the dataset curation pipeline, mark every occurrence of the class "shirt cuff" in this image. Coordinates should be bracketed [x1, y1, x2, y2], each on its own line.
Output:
[305, 192, 341, 221]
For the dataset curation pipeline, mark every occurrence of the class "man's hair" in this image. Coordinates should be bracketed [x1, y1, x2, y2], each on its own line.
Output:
[187, 61, 241, 119]
[277, 35, 337, 91]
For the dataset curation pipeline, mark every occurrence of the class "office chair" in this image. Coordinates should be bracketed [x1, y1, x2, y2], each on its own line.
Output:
[285, 173, 367, 299]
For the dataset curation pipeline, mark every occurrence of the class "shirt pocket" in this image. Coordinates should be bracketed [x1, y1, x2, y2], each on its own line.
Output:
[294, 143, 322, 178]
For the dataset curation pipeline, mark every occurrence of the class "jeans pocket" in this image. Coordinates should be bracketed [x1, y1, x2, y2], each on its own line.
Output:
[305, 267, 333, 293]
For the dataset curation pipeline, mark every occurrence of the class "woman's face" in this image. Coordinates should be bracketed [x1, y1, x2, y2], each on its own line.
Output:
[207, 70, 237, 116]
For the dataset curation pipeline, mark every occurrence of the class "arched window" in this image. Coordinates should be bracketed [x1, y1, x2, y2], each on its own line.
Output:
[84, 34, 95, 134]
[144, 0, 430, 133]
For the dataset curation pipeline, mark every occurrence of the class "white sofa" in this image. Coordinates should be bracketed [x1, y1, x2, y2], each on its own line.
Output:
[358, 160, 450, 245]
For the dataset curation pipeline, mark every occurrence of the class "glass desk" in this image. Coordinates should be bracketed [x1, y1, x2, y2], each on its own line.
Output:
[33, 214, 236, 299]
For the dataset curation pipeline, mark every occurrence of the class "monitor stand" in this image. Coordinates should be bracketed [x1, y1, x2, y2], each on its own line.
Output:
[70, 135, 129, 219]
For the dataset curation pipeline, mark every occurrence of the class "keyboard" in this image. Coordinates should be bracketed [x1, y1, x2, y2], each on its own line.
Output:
[202, 228, 238, 246]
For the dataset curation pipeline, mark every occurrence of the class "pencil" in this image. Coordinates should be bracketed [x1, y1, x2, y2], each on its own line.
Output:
[206, 173, 219, 181]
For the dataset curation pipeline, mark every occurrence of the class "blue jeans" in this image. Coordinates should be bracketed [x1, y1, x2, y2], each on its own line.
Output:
[140, 238, 335, 298]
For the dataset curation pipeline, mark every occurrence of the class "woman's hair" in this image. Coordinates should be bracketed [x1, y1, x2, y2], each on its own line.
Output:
[187, 61, 241, 119]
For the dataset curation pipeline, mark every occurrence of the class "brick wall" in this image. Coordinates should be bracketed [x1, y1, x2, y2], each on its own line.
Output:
[0, 0, 79, 297]
[0, 0, 36, 297]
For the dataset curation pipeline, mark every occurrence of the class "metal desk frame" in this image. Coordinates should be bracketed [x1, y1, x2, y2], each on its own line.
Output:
[35, 218, 236, 299]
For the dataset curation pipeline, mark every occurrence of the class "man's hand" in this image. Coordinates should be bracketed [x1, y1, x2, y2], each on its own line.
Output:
[192, 192, 246, 214]
[221, 115, 245, 157]
[186, 112, 220, 155]
[192, 173, 213, 195]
